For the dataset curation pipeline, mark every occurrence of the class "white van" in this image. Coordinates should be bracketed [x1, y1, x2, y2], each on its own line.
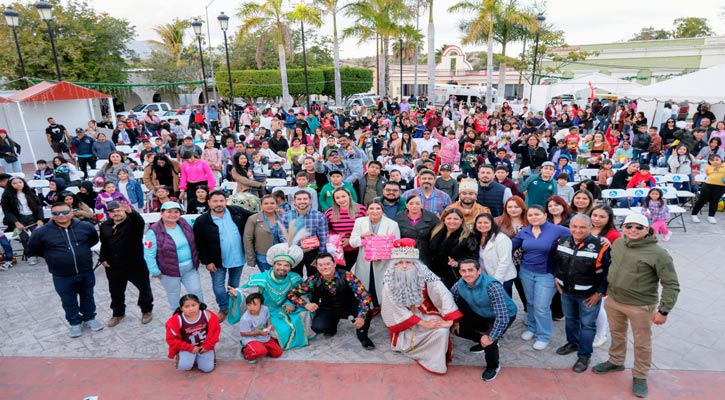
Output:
[433, 84, 498, 107]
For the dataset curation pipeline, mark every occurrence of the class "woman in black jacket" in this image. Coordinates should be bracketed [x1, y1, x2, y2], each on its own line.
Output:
[427, 208, 478, 288]
[512, 134, 548, 172]
[394, 194, 439, 266]
[0, 129, 22, 173]
[1, 177, 44, 264]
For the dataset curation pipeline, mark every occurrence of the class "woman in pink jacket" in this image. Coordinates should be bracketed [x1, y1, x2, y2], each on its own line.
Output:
[179, 151, 216, 201]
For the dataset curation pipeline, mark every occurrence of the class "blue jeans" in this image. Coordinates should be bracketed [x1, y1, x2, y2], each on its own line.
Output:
[256, 253, 272, 272]
[519, 267, 556, 342]
[0, 236, 12, 258]
[561, 292, 601, 358]
[596, 116, 609, 132]
[52, 270, 97, 325]
[0, 158, 22, 173]
[209, 265, 243, 311]
[159, 261, 203, 309]
[632, 148, 644, 164]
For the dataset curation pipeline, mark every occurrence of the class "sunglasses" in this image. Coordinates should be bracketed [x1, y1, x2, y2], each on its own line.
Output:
[52, 210, 71, 216]
[623, 223, 646, 231]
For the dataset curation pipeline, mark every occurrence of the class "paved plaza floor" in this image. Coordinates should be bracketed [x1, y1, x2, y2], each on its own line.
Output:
[0, 212, 723, 399]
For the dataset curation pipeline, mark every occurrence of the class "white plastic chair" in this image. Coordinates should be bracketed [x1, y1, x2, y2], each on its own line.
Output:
[27, 179, 50, 190]
[141, 212, 161, 224]
[601, 189, 632, 218]
[116, 145, 133, 154]
[266, 178, 287, 188]
[625, 188, 650, 199]
[220, 181, 237, 194]
[578, 168, 600, 181]
[95, 159, 108, 169]
[8, 172, 25, 179]
[133, 170, 145, 180]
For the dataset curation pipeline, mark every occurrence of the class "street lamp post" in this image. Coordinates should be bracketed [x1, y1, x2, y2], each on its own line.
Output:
[3, 6, 27, 88]
[529, 13, 546, 100]
[192, 18, 209, 104]
[217, 12, 233, 104]
[205, 0, 218, 104]
[35, 1, 61, 81]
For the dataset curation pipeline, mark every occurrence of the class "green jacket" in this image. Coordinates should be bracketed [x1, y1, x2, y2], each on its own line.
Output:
[520, 173, 557, 208]
[319, 181, 357, 211]
[608, 235, 679, 312]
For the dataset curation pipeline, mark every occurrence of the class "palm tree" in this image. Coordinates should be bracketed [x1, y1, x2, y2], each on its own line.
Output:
[237, 0, 296, 105]
[148, 19, 190, 67]
[321, 0, 343, 106]
[449, 0, 500, 109]
[344, 0, 412, 96]
[392, 37, 421, 62]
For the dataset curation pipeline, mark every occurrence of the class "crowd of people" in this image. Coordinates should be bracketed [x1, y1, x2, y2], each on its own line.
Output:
[5, 94, 716, 398]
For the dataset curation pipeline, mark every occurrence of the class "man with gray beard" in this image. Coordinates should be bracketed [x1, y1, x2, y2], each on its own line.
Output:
[381, 238, 462, 374]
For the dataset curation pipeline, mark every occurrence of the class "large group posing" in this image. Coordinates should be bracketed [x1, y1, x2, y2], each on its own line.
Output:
[7, 93, 720, 398]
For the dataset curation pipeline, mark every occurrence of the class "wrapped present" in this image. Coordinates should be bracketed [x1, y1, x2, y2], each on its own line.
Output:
[326, 234, 345, 266]
[361, 234, 396, 261]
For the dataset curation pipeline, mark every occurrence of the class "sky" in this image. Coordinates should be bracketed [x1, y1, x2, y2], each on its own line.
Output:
[88, 0, 725, 60]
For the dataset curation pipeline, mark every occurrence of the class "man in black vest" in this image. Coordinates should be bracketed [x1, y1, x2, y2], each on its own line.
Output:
[553, 214, 611, 373]
[193, 190, 253, 322]
[476, 165, 512, 217]
[99, 202, 154, 327]
[287, 253, 375, 350]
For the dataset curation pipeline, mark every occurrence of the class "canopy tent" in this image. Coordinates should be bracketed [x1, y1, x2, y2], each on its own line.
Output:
[620, 65, 725, 104]
[8, 80, 111, 102]
[0, 96, 11, 104]
[548, 73, 643, 98]
[2, 81, 115, 165]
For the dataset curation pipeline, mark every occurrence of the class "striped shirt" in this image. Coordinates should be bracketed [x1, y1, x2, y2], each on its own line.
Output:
[324, 206, 367, 251]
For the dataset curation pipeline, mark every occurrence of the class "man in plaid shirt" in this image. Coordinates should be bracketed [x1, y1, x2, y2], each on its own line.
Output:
[280, 190, 329, 277]
[451, 259, 518, 382]
[402, 169, 452, 215]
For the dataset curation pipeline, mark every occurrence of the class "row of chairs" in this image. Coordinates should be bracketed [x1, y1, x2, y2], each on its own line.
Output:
[601, 187, 689, 232]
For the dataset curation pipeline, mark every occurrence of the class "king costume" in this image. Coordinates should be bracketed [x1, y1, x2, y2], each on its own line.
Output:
[381, 238, 463, 374]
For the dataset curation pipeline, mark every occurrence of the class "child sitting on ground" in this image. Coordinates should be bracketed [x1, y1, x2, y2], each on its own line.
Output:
[165, 294, 220, 373]
[237, 293, 281, 364]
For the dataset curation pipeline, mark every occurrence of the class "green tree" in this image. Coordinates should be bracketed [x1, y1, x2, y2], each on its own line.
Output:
[629, 26, 671, 41]
[236, 0, 311, 105]
[147, 19, 190, 66]
[672, 17, 713, 38]
[0, 0, 134, 88]
[523, 28, 598, 78]
[343, 0, 414, 96]
[321, 0, 344, 106]
[454, 0, 535, 104]
[448, 0, 499, 108]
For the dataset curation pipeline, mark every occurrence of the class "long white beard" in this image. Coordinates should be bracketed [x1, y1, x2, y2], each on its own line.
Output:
[384, 262, 440, 308]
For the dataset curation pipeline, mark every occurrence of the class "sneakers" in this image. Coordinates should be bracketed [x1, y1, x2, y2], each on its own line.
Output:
[556, 342, 579, 356]
[241, 348, 257, 364]
[27, 256, 38, 266]
[469, 344, 485, 353]
[533, 341, 549, 350]
[481, 366, 501, 382]
[520, 330, 535, 341]
[69, 324, 83, 338]
[572, 357, 590, 373]
[217, 309, 228, 323]
[357, 333, 376, 350]
[708, 216, 717, 224]
[691, 215, 700, 223]
[592, 334, 608, 348]
[0, 261, 12, 271]
[633, 377, 649, 398]
[141, 312, 153, 324]
[83, 319, 105, 332]
[592, 361, 625, 374]
[107, 316, 125, 327]
[662, 232, 671, 242]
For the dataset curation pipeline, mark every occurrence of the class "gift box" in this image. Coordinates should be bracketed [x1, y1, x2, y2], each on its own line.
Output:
[361, 234, 396, 261]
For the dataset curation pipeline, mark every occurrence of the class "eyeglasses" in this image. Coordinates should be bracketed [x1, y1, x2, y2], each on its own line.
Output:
[52, 210, 71, 216]
[623, 224, 646, 231]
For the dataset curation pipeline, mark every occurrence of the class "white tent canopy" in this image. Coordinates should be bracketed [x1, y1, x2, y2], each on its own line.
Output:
[548, 73, 643, 98]
[621, 65, 725, 104]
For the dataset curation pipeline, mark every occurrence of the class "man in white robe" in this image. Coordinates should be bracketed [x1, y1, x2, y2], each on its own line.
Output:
[381, 239, 462, 374]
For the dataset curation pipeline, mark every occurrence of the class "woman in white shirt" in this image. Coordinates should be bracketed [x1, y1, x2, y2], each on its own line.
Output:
[473, 213, 517, 297]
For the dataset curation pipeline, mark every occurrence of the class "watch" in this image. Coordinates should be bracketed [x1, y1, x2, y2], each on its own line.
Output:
[658, 310, 669, 316]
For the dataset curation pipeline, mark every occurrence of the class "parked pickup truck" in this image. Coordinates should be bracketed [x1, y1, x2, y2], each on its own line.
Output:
[117, 102, 172, 119]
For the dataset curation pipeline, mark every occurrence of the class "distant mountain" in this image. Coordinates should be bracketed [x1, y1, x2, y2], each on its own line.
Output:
[128, 40, 154, 60]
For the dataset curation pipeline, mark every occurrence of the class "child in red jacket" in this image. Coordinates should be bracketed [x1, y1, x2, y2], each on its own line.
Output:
[165, 294, 221, 372]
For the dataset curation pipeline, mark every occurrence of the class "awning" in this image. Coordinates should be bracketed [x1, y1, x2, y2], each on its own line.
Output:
[8, 81, 111, 102]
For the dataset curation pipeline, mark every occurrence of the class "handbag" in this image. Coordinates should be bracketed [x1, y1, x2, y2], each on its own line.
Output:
[3, 154, 18, 163]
